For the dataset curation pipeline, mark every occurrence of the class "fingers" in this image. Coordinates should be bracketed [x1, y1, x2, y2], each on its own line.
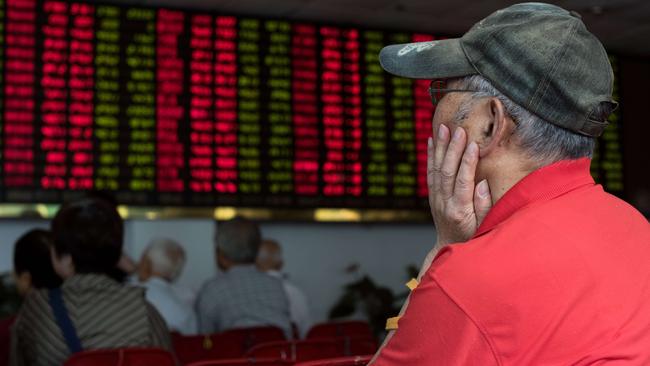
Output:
[454, 141, 479, 199]
[439, 127, 467, 199]
[432, 124, 450, 192]
[427, 136, 436, 210]
[474, 179, 492, 227]
[427, 136, 434, 189]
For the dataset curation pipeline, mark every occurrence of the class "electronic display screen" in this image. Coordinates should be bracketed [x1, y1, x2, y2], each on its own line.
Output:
[0, 0, 624, 210]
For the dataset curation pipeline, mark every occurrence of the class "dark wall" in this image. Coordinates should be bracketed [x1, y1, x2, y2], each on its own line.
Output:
[619, 56, 650, 216]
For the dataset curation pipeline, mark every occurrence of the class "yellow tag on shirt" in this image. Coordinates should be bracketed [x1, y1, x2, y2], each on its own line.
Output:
[386, 316, 401, 330]
[406, 278, 419, 291]
[202, 336, 213, 350]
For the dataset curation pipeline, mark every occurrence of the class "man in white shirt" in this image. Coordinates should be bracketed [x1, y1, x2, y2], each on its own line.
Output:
[138, 238, 198, 335]
[256, 239, 312, 338]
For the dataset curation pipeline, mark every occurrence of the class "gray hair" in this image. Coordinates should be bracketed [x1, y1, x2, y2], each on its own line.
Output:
[452, 75, 597, 166]
[215, 217, 261, 264]
[144, 238, 185, 282]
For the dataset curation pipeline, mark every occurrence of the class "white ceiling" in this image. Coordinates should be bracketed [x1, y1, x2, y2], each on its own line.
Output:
[96, 0, 650, 57]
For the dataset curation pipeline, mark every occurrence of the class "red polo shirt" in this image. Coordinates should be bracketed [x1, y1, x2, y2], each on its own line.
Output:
[373, 158, 650, 366]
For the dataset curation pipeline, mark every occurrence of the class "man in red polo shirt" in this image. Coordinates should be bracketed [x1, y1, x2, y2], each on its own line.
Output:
[372, 3, 650, 365]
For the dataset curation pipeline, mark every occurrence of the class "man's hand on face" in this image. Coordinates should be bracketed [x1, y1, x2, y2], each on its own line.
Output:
[428, 124, 493, 247]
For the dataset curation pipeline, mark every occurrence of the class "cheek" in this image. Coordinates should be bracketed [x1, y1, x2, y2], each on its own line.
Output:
[432, 99, 460, 134]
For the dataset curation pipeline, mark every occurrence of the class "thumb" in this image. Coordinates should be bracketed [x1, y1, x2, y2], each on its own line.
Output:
[474, 179, 492, 227]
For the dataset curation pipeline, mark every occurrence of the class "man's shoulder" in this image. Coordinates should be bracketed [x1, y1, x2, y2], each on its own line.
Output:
[431, 185, 649, 290]
[427, 183, 650, 332]
[534, 182, 648, 227]
[282, 279, 307, 299]
[232, 267, 286, 284]
[97, 282, 147, 305]
[23, 288, 49, 306]
[237, 269, 287, 293]
[143, 278, 182, 302]
[198, 269, 274, 291]
[438, 183, 649, 267]
[16, 289, 51, 325]
[199, 275, 226, 293]
[196, 269, 287, 308]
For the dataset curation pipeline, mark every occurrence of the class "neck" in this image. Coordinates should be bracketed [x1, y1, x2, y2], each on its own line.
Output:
[150, 273, 171, 282]
[483, 155, 537, 204]
[61, 269, 76, 280]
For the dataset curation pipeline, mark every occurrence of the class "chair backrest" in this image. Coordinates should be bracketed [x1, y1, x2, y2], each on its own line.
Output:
[0, 316, 16, 366]
[294, 355, 373, 366]
[187, 357, 293, 366]
[173, 326, 287, 364]
[344, 337, 377, 356]
[306, 322, 373, 340]
[246, 338, 377, 362]
[63, 348, 175, 366]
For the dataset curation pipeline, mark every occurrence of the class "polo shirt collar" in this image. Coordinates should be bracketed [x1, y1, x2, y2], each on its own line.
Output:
[473, 158, 594, 238]
[63, 273, 120, 290]
[227, 264, 258, 274]
[145, 276, 171, 287]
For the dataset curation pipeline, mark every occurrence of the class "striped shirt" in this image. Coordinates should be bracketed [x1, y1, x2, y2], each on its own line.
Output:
[196, 265, 291, 337]
[10, 274, 172, 366]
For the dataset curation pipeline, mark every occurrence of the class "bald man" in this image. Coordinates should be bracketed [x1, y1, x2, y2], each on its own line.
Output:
[257, 239, 312, 338]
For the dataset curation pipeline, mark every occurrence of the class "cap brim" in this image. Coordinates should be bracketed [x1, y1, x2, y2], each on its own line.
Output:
[379, 38, 477, 79]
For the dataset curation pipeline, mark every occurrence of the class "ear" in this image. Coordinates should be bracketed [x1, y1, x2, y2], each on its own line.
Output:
[14, 272, 32, 296]
[56, 255, 74, 279]
[21, 272, 32, 285]
[138, 257, 151, 281]
[478, 98, 514, 157]
[50, 247, 74, 279]
[216, 247, 231, 271]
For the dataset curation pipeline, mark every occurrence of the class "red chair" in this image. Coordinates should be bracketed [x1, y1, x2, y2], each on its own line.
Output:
[306, 322, 372, 340]
[246, 338, 377, 362]
[63, 348, 175, 366]
[294, 355, 373, 366]
[0, 316, 16, 365]
[343, 338, 377, 356]
[187, 357, 293, 366]
[173, 326, 286, 364]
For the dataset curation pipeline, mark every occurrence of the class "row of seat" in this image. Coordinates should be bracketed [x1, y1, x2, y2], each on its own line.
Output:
[172, 321, 375, 364]
[245, 338, 376, 360]
[66, 349, 372, 366]
[64, 321, 377, 366]
[176, 355, 373, 366]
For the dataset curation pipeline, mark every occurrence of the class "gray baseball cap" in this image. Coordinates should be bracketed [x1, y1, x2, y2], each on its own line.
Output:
[379, 2, 617, 137]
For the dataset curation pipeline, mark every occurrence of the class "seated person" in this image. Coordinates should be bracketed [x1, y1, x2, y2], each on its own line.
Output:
[1, 230, 62, 364]
[84, 190, 136, 283]
[10, 198, 172, 366]
[196, 217, 291, 337]
[13, 229, 62, 296]
[138, 238, 197, 335]
[257, 239, 312, 338]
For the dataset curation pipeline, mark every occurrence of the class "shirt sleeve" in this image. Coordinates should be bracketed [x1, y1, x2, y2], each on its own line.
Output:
[371, 275, 498, 366]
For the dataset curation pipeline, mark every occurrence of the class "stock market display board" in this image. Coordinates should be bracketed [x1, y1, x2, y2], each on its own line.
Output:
[0, 0, 624, 211]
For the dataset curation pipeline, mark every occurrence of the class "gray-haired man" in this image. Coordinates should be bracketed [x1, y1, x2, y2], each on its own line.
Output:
[371, 2, 650, 365]
[195, 217, 291, 337]
[139, 238, 198, 335]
